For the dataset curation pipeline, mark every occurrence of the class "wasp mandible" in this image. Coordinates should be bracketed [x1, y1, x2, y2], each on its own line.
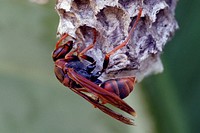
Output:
[52, 8, 142, 125]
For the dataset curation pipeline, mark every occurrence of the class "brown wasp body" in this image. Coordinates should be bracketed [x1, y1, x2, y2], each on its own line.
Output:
[52, 8, 142, 125]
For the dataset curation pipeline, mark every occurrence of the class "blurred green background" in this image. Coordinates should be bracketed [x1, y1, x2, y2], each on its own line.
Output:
[0, 0, 199, 133]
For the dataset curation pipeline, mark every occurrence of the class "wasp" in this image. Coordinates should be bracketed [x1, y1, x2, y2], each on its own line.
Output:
[52, 8, 142, 125]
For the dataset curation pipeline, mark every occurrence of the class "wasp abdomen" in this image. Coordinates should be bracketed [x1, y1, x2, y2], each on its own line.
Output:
[100, 77, 136, 99]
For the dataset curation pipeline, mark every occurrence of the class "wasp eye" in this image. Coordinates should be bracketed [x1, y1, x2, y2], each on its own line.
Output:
[54, 66, 65, 82]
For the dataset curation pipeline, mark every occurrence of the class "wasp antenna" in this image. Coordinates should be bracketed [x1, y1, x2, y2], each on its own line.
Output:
[55, 33, 69, 49]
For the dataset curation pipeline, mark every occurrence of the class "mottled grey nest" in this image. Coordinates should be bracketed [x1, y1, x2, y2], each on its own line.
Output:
[55, 0, 178, 82]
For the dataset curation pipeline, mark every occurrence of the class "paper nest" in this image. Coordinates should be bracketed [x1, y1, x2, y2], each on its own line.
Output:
[55, 0, 178, 82]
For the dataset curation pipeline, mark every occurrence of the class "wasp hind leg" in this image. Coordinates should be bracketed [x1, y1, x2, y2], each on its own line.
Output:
[100, 8, 143, 74]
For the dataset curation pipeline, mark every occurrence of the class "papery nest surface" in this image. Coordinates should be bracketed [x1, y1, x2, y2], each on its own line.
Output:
[55, 0, 178, 82]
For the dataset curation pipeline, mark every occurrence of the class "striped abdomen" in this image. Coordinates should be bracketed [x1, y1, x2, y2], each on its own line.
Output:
[100, 77, 136, 99]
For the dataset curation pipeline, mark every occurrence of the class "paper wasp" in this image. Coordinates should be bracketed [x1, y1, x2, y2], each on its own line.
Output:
[52, 8, 142, 125]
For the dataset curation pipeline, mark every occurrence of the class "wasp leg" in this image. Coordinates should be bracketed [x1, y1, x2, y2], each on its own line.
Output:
[64, 47, 79, 59]
[72, 88, 135, 125]
[101, 8, 143, 73]
[78, 29, 97, 56]
[78, 29, 97, 72]
[80, 54, 97, 73]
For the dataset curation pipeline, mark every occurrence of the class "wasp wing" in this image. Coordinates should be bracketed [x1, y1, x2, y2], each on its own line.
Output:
[67, 68, 136, 117]
[71, 88, 135, 125]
